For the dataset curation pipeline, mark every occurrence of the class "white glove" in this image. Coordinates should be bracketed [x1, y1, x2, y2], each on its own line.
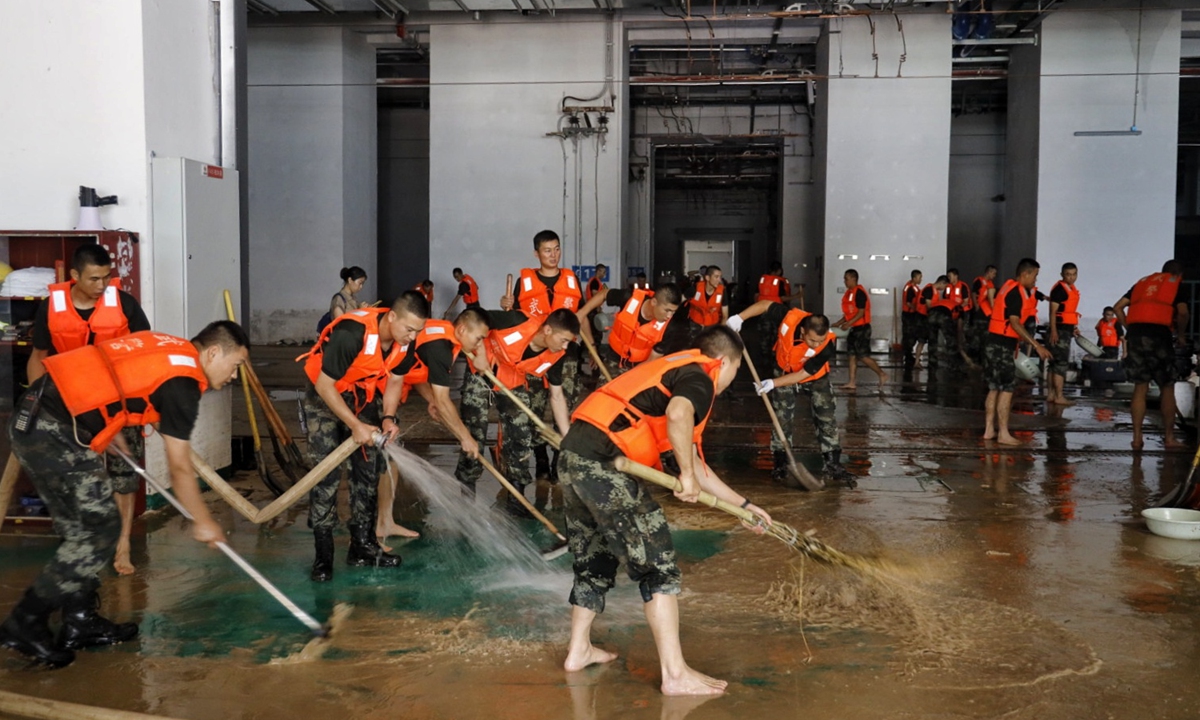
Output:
[755, 379, 775, 395]
[726, 315, 744, 333]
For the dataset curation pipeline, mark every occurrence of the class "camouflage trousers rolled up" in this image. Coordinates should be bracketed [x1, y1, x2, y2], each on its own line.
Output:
[106, 426, 145, 495]
[454, 370, 493, 493]
[494, 384, 542, 489]
[928, 310, 959, 369]
[1049, 326, 1075, 376]
[303, 384, 382, 531]
[769, 369, 840, 454]
[9, 407, 119, 604]
[559, 449, 681, 612]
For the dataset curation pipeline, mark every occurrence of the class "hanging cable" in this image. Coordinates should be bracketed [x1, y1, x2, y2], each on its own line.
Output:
[895, 13, 907, 78]
[1131, 0, 1144, 131]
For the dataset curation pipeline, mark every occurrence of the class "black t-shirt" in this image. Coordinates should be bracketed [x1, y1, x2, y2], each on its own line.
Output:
[852, 286, 868, 310]
[394, 338, 455, 388]
[561, 364, 715, 462]
[32, 290, 151, 352]
[605, 289, 688, 356]
[39, 375, 202, 441]
[920, 286, 934, 307]
[483, 310, 566, 386]
[318, 320, 369, 381]
[903, 285, 920, 313]
[523, 342, 566, 386]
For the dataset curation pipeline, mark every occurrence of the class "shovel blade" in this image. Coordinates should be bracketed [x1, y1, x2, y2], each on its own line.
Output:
[790, 462, 825, 492]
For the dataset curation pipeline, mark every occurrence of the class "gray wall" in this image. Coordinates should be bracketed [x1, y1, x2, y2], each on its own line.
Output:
[1002, 44, 1041, 278]
[379, 108, 430, 303]
[948, 113, 1006, 277]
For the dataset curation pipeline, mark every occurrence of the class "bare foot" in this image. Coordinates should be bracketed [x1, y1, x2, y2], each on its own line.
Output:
[564, 643, 618, 672]
[661, 665, 728, 696]
[1164, 438, 1188, 450]
[376, 522, 420, 551]
[1131, 438, 1144, 451]
[982, 430, 996, 440]
[114, 538, 135, 576]
[840, 384, 857, 391]
[997, 433, 1023, 446]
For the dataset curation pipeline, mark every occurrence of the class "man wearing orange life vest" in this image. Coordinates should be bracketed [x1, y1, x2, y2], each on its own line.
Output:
[578, 281, 684, 376]
[557, 326, 771, 695]
[375, 308, 492, 542]
[969, 265, 998, 365]
[442, 268, 480, 319]
[1095, 306, 1124, 359]
[928, 268, 973, 372]
[414, 280, 434, 307]
[684, 266, 729, 341]
[0, 322, 247, 668]
[900, 269, 924, 369]
[983, 259, 1052, 446]
[1047, 263, 1081, 406]
[297, 291, 429, 582]
[834, 269, 886, 391]
[1113, 259, 1189, 451]
[583, 264, 609, 347]
[27, 244, 151, 577]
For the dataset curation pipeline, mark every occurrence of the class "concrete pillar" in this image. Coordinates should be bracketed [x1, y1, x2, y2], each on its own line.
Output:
[1005, 9, 1180, 321]
[247, 27, 377, 342]
[816, 14, 951, 335]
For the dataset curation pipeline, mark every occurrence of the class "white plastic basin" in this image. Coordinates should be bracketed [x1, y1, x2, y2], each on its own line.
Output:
[1142, 507, 1200, 540]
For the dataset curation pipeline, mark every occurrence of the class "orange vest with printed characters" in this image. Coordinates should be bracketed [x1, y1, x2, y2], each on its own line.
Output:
[571, 350, 720, 470]
[399, 320, 463, 402]
[44, 331, 209, 453]
[460, 275, 479, 305]
[487, 316, 566, 390]
[45, 279, 130, 354]
[974, 277, 995, 316]
[517, 268, 581, 316]
[609, 288, 670, 364]
[1126, 272, 1181, 327]
[1097, 318, 1120, 348]
[989, 280, 1037, 339]
[758, 274, 786, 302]
[775, 308, 832, 381]
[841, 287, 870, 327]
[1052, 281, 1081, 325]
[299, 309, 406, 402]
[902, 282, 921, 314]
[687, 280, 725, 327]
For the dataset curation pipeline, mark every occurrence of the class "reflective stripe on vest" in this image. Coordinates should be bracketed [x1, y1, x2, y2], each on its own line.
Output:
[758, 274, 784, 302]
[518, 268, 581, 317]
[1053, 281, 1081, 325]
[487, 316, 566, 390]
[902, 282, 920, 314]
[1097, 319, 1120, 348]
[609, 288, 670, 364]
[298, 308, 405, 402]
[775, 308, 832, 380]
[570, 350, 720, 470]
[1126, 272, 1180, 327]
[841, 287, 871, 326]
[988, 280, 1037, 339]
[43, 331, 209, 453]
[687, 280, 725, 327]
[931, 281, 969, 314]
[46, 279, 130, 354]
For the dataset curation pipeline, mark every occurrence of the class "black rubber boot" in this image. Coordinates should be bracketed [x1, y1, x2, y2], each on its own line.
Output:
[503, 487, 533, 519]
[534, 445, 551, 480]
[822, 451, 857, 488]
[311, 528, 335, 582]
[770, 451, 790, 484]
[58, 586, 138, 651]
[0, 589, 75, 667]
[346, 523, 401, 568]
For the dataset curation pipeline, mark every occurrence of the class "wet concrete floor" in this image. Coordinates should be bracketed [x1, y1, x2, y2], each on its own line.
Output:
[3, 359, 1200, 719]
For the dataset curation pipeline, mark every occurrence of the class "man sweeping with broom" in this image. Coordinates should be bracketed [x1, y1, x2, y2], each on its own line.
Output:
[557, 325, 772, 695]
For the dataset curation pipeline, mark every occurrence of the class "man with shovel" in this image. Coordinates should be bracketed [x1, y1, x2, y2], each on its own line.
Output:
[0, 322, 247, 668]
[557, 326, 771, 696]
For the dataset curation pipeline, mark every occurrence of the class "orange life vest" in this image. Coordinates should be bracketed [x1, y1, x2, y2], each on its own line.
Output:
[1125, 272, 1181, 327]
[609, 288, 670, 365]
[974, 276, 995, 316]
[758, 274, 786, 302]
[298, 309, 406, 402]
[1097, 318, 1120, 348]
[460, 275, 479, 305]
[399, 320, 463, 402]
[989, 280, 1037, 339]
[585, 276, 605, 302]
[902, 282, 921, 314]
[517, 268, 581, 316]
[917, 284, 932, 316]
[841, 286, 870, 326]
[1052, 280, 1081, 325]
[45, 279, 130, 354]
[487, 316, 566, 390]
[43, 331, 209, 453]
[571, 350, 720, 470]
[687, 280, 725, 327]
[931, 280, 970, 315]
[775, 308, 832, 380]
[631, 281, 652, 291]
[414, 283, 434, 305]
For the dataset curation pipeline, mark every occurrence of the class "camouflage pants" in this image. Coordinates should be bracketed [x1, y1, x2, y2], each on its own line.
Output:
[303, 384, 382, 531]
[967, 313, 989, 364]
[454, 370, 493, 491]
[928, 310, 959, 368]
[9, 408, 119, 604]
[1049, 326, 1075, 376]
[983, 336, 1018, 392]
[106, 426, 145, 495]
[495, 385, 542, 489]
[559, 449, 680, 612]
[770, 370, 840, 454]
[900, 313, 920, 362]
[600, 345, 633, 379]
[846, 324, 872, 358]
[560, 342, 583, 411]
[1123, 330, 1177, 386]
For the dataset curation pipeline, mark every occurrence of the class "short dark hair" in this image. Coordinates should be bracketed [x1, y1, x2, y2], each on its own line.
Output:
[1016, 258, 1040, 275]
[985, 264, 997, 273]
[936, 275, 949, 284]
[1163, 259, 1184, 275]
[544, 308, 581, 335]
[192, 320, 249, 352]
[595, 263, 607, 272]
[695, 325, 744, 361]
[340, 266, 367, 282]
[420, 280, 433, 290]
[1062, 262, 1077, 272]
[455, 307, 492, 330]
[533, 230, 560, 250]
[653, 281, 682, 306]
[801, 314, 830, 336]
[73, 244, 112, 273]
[705, 265, 722, 277]
[910, 269, 922, 279]
[769, 261, 783, 274]
[844, 268, 859, 281]
[1103, 306, 1115, 313]
[452, 267, 463, 276]
[393, 290, 430, 319]
[947, 267, 960, 277]
[636, 272, 647, 280]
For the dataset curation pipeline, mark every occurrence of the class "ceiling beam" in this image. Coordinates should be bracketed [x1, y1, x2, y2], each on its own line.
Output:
[246, 0, 279, 14]
[302, 0, 338, 14]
